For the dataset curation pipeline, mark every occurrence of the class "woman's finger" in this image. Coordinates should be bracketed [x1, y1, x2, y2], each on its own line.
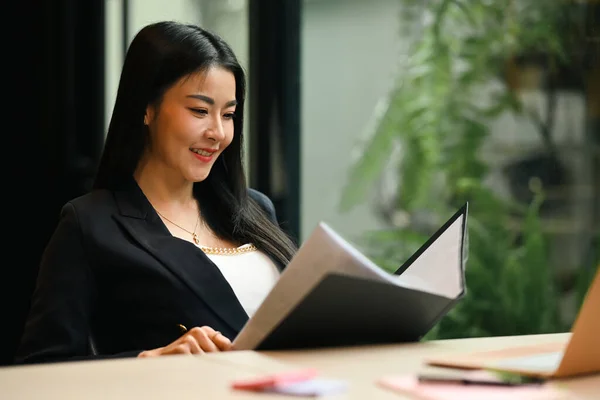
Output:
[188, 327, 220, 352]
[181, 333, 204, 354]
[212, 332, 233, 351]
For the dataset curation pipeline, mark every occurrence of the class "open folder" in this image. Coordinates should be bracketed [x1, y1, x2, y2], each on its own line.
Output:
[232, 204, 469, 351]
[426, 265, 600, 379]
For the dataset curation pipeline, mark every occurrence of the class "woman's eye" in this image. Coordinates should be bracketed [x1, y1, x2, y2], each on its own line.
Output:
[223, 112, 236, 120]
[190, 108, 208, 116]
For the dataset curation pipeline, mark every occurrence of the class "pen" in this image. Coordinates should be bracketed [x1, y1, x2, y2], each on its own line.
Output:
[417, 374, 543, 387]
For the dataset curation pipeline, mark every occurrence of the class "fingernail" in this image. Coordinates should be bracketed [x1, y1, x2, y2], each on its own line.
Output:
[177, 324, 188, 334]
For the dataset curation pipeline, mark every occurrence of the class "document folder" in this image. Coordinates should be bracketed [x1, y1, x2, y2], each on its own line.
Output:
[233, 204, 469, 351]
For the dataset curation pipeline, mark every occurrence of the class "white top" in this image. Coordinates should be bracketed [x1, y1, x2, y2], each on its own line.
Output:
[201, 244, 280, 318]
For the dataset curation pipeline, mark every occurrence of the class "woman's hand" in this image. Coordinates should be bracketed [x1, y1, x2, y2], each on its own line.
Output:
[137, 326, 232, 357]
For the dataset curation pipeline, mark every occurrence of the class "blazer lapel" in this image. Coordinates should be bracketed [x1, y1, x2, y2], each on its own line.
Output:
[112, 181, 249, 333]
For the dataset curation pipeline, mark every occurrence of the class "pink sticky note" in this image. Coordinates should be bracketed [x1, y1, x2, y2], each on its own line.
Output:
[377, 375, 569, 400]
[231, 368, 319, 391]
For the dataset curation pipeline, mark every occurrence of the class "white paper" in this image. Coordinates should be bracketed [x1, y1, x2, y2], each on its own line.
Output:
[396, 215, 466, 299]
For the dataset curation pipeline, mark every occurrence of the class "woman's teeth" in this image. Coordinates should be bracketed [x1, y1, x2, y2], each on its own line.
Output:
[192, 149, 213, 156]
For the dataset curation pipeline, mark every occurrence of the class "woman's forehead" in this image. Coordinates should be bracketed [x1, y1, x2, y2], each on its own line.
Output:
[178, 67, 235, 90]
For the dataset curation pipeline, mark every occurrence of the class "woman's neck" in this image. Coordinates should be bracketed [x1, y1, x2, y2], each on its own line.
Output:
[134, 160, 196, 212]
[134, 160, 236, 248]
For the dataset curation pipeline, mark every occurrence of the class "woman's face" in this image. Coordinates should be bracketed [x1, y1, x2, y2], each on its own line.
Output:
[143, 66, 237, 183]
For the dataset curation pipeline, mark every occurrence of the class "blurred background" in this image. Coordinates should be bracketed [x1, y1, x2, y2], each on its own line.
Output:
[4, 0, 599, 365]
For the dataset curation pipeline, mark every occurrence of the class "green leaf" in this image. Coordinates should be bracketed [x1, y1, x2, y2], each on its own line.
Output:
[339, 91, 403, 212]
[432, 0, 454, 41]
[453, 0, 477, 27]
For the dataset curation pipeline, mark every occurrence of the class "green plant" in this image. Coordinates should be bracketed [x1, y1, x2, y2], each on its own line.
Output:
[340, 0, 596, 339]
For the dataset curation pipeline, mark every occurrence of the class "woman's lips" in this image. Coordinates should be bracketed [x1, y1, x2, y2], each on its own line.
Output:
[191, 148, 217, 163]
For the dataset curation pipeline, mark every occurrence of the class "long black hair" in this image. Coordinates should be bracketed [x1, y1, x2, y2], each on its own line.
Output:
[93, 21, 297, 266]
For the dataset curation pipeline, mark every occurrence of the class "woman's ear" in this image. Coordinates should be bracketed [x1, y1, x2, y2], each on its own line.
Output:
[144, 105, 154, 126]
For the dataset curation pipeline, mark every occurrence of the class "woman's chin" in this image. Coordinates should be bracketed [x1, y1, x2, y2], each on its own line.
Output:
[188, 169, 212, 183]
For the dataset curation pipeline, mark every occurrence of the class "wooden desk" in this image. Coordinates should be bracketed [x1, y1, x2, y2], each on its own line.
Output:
[1, 333, 598, 399]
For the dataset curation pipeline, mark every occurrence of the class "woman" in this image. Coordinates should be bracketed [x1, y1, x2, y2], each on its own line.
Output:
[15, 21, 297, 364]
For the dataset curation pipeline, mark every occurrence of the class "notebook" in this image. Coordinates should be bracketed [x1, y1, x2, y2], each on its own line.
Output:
[426, 265, 600, 379]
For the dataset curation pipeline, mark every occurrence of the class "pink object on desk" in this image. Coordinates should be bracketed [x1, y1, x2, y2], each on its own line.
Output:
[377, 375, 570, 400]
[231, 368, 319, 391]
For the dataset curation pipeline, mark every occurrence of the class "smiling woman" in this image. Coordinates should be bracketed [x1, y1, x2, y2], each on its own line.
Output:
[139, 67, 238, 193]
[14, 21, 298, 364]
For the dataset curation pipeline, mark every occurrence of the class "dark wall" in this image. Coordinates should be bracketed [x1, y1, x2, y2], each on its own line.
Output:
[248, 0, 301, 244]
[2, 1, 105, 365]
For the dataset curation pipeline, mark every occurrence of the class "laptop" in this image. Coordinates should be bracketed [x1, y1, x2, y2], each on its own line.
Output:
[426, 265, 600, 379]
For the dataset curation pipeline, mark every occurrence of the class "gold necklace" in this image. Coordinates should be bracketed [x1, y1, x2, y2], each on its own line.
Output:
[199, 243, 258, 256]
[155, 210, 200, 245]
[154, 209, 258, 255]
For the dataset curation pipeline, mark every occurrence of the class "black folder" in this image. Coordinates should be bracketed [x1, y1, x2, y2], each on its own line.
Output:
[232, 204, 469, 351]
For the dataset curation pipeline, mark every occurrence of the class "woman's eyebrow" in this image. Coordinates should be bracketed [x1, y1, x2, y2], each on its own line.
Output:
[186, 94, 237, 107]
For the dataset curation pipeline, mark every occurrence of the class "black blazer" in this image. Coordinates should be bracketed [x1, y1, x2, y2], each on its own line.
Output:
[15, 180, 282, 364]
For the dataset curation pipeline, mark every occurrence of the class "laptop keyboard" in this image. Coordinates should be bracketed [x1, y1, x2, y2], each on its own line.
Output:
[489, 351, 564, 373]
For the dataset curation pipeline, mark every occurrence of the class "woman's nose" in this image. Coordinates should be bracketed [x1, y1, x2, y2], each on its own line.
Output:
[205, 117, 225, 141]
